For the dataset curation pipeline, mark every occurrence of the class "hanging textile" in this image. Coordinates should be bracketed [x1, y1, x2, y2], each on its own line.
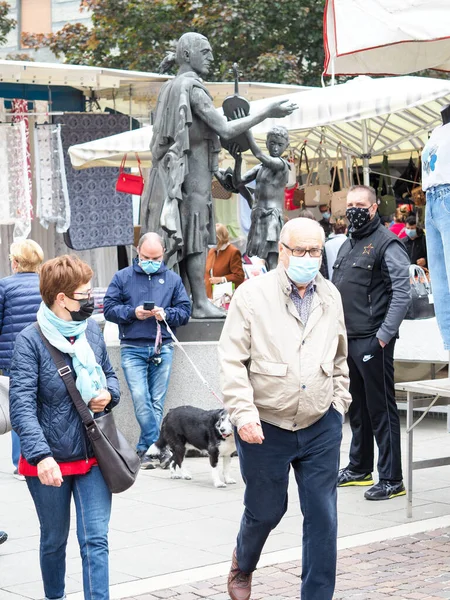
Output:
[0, 121, 33, 239]
[10, 99, 33, 239]
[34, 124, 70, 233]
[55, 113, 133, 250]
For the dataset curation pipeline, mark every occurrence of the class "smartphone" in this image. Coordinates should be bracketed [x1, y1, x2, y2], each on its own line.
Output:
[143, 301, 155, 311]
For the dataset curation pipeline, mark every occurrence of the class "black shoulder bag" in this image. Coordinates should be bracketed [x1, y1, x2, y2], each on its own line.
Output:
[35, 324, 140, 493]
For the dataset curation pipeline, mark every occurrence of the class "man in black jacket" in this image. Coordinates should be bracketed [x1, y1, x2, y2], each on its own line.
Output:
[332, 185, 411, 501]
[403, 215, 427, 267]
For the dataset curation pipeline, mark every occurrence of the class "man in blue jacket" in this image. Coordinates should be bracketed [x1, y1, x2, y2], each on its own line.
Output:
[104, 232, 191, 468]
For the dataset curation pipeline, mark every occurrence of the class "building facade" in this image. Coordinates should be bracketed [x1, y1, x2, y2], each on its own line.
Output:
[0, 0, 91, 61]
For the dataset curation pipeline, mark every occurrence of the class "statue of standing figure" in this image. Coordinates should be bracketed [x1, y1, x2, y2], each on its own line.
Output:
[232, 126, 290, 271]
[142, 32, 297, 319]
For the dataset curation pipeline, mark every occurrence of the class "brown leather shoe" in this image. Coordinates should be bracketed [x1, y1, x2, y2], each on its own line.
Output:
[227, 548, 252, 600]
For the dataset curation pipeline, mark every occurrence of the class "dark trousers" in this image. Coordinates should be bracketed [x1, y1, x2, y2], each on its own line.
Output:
[235, 409, 342, 600]
[347, 336, 402, 481]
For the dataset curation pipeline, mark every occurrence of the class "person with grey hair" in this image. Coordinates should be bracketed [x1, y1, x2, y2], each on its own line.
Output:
[332, 185, 411, 501]
[103, 232, 191, 467]
[219, 217, 351, 600]
[142, 32, 297, 317]
[232, 126, 290, 271]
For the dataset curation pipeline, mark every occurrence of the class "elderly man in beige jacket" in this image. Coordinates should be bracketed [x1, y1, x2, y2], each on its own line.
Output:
[219, 217, 351, 600]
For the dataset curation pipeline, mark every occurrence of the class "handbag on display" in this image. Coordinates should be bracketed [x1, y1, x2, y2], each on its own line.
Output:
[405, 265, 435, 320]
[211, 177, 233, 200]
[0, 376, 11, 435]
[330, 147, 350, 218]
[411, 156, 426, 207]
[116, 153, 145, 196]
[36, 325, 140, 494]
[377, 155, 396, 217]
[304, 145, 332, 207]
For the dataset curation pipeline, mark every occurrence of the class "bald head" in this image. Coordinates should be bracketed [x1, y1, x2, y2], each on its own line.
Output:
[280, 218, 325, 247]
[138, 232, 165, 261]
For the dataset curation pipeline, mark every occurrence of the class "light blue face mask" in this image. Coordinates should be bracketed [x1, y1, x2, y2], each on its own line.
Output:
[140, 259, 162, 275]
[405, 228, 418, 240]
[321, 212, 331, 220]
[287, 256, 321, 285]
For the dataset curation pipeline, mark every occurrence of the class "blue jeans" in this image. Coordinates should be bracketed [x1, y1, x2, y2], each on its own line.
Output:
[235, 408, 342, 600]
[121, 343, 174, 452]
[426, 184, 450, 349]
[26, 466, 112, 600]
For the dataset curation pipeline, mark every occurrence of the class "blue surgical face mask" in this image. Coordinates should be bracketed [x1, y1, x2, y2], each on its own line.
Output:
[321, 212, 331, 220]
[405, 228, 418, 239]
[286, 256, 321, 285]
[140, 259, 162, 274]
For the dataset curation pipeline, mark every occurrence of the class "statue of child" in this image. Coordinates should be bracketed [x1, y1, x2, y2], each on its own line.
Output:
[232, 126, 290, 271]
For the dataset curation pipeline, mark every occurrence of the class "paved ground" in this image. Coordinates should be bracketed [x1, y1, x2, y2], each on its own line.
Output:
[2, 415, 450, 599]
[121, 528, 450, 600]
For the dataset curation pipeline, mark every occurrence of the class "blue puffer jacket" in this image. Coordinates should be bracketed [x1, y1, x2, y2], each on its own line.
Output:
[0, 272, 42, 371]
[103, 259, 191, 345]
[9, 319, 120, 466]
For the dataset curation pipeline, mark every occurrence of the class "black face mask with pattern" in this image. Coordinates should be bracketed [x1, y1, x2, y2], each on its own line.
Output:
[346, 207, 371, 231]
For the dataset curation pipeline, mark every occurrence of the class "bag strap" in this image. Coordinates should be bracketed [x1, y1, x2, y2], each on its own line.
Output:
[120, 153, 143, 177]
[339, 146, 350, 188]
[352, 158, 361, 185]
[34, 323, 94, 428]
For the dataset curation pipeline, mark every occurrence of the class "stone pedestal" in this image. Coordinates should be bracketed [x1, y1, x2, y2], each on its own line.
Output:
[107, 319, 225, 447]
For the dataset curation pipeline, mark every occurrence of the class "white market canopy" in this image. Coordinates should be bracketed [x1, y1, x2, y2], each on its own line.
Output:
[68, 75, 450, 170]
[324, 0, 450, 76]
[250, 75, 450, 161]
[0, 59, 169, 91]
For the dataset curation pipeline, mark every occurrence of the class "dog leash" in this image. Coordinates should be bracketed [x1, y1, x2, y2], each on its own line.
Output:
[162, 315, 224, 405]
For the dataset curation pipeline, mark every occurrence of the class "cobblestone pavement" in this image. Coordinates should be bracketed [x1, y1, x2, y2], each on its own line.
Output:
[122, 527, 450, 600]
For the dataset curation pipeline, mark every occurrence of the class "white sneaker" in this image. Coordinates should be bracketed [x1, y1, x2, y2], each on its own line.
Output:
[13, 469, 25, 481]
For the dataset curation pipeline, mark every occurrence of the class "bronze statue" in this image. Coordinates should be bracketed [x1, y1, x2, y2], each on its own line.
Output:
[142, 32, 297, 318]
[233, 126, 290, 271]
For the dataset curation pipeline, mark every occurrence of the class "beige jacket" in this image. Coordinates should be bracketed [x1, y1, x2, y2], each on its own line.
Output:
[218, 264, 351, 432]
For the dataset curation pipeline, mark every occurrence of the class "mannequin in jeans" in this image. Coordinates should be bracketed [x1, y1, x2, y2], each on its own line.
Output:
[423, 105, 450, 349]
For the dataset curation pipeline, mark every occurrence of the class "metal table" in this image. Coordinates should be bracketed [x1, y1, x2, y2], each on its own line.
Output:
[395, 378, 450, 518]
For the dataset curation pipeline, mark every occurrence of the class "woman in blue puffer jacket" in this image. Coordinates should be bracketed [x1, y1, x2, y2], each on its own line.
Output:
[0, 239, 43, 478]
[10, 255, 120, 600]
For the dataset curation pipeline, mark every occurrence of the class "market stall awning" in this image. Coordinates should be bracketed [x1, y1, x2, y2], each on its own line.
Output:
[69, 126, 153, 169]
[0, 59, 169, 90]
[323, 0, 450, 76]
[68, 75, 450, 169]
[249, 75, 450, 160]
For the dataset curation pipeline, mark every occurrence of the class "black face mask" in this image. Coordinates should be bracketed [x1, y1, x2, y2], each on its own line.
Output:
[65, 298, 95, 322]
[346, 207, 371, 230]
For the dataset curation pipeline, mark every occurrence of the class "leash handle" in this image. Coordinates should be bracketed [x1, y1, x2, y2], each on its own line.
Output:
[162, 317, 223, 404]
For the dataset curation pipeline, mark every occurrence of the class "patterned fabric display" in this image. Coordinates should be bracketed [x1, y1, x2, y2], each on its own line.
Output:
[34, 124, 71, 232]
[11, 99, 33, 239]
[55, 113, 133, 250]
[0, 122, 32, 239]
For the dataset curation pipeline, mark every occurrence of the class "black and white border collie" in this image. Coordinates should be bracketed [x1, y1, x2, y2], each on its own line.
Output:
[148, 406, 236, 488]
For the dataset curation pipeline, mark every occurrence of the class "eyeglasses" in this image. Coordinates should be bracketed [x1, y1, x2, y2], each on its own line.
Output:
[69, 289, 93, 300]
[281, 243, 323, 258]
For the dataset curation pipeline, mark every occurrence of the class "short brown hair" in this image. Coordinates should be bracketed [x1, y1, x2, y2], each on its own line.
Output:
[40, 255, 93, 307]
[10, 239, 44, 273]
[333, 219, 347, 235]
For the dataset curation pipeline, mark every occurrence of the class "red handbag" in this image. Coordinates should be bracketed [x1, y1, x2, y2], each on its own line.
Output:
[116, 153, 145, 196]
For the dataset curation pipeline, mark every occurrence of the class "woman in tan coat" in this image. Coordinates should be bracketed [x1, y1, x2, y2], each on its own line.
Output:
[204, 224, 245, 299]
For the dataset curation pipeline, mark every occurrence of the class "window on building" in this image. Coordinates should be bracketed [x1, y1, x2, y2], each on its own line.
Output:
[21, 0, 52, 46]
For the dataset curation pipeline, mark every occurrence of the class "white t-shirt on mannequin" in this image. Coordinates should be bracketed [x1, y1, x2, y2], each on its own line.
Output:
[422, 123, 450, 191]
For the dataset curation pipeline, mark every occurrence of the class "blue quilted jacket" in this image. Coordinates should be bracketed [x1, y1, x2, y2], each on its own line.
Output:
[104, 259, 191, 345]
[0, 272, 42, 371]
[9, 319, 120, 466]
